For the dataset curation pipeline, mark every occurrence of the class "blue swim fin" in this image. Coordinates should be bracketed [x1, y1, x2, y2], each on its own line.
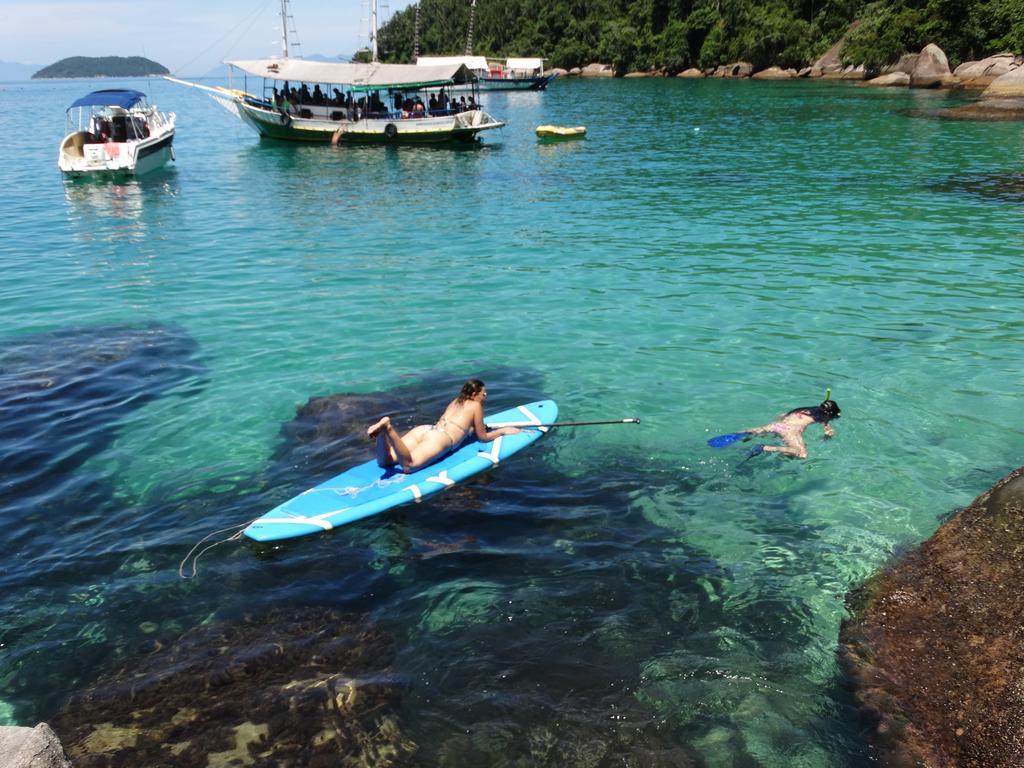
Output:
[707, 432, 751, 448]
[739, 444, 766, 463]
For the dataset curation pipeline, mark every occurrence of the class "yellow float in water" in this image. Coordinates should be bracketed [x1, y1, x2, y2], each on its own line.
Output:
[535, 125, 586, 139]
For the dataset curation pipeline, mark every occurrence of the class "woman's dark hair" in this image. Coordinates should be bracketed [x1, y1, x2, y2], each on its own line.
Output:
[818, 399, 841, 420]
[456, 379, 485, 403]
[785, 399, 841, 423]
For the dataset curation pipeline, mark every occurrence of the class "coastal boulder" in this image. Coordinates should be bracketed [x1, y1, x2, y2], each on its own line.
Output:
[624, 71, 650, 78]
[861, 72, 910, 87]
[840, 466, 1024, 767]
[713, 62, 752, 78]
[910, 43, 956, 88]
[840, 64, 866, 80]
[677, 68, 704, 78]
[955, 53, 1017, 87]
[881, 53, 919, 75]
[567, 67, 582, 77]
[0, 724, 71, 767]
[546, 67, 568, 78]
[813, 24, 858, 74]
[982, 65, 1024, 98]
[752, 66, 793, 80]
[580, 63, 614, 78]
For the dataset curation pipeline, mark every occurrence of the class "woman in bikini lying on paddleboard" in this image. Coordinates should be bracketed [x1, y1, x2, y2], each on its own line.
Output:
[367, 379, 521, 472]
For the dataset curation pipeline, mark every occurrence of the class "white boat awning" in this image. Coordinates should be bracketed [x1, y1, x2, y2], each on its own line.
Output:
[225, 58, 474, 88]
[416, 55, 489, 71]
[506, 58, 543, 71]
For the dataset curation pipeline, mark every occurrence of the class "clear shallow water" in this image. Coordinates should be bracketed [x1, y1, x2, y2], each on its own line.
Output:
[1, 75, 1023, 765]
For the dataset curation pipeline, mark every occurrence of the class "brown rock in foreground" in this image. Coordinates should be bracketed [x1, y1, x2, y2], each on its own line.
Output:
[839, 466, 1024, 767]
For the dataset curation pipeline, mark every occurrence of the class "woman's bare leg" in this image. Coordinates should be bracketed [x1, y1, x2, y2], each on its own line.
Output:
[375, 432, 396, 466]
[367, 418, 449, 472]
[764, 433, 808, 459]
[369, 417, 397, 467]
[379, 421, 418, 470]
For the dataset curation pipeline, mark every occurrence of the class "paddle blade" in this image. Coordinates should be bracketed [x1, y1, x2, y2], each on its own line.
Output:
[707, 432, 751, 448]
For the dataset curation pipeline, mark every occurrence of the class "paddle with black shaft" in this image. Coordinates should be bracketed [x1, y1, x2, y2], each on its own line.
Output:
[485, 418, 641, 429]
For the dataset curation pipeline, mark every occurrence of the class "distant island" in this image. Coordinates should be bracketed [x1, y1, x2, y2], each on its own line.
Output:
[32, 56, 169, 79]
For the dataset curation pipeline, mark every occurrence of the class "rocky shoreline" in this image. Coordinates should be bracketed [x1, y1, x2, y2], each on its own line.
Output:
[839, 466, 1024, 766]
[547, 43, 1024, 108]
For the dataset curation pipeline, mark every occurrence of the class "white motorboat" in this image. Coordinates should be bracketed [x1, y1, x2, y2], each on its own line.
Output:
[58, 89, 175, 177]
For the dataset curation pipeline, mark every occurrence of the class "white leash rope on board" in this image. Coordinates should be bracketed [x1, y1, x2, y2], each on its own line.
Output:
[178, 520, 253, 579]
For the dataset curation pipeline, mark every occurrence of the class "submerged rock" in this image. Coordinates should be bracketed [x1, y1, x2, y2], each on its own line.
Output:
[932, 171, 1024, 202]
[51, 608, 419, 767]
[839, 466, 1024, 767]
[934, 98, 1024, 121]
[0, 324, 203, 502]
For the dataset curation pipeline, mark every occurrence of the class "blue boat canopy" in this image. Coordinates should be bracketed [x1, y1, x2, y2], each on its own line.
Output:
[68, 89, 147, 110]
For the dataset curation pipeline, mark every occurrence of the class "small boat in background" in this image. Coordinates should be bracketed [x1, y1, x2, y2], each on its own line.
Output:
[536, 125, 586, 140]
[58, 89, 175, 177]
[417, 56, 556, 91]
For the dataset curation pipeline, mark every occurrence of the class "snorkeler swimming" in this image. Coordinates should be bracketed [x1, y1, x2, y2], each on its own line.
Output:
[708, 391, 841, 460]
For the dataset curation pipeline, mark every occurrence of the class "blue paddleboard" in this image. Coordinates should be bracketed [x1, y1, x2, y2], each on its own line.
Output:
[244, 399, 558, 542]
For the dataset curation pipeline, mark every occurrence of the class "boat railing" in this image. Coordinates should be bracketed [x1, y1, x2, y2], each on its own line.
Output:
[247, 98, 477, 123]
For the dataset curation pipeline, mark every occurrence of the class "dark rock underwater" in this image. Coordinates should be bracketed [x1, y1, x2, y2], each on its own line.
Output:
[2, 324, 719, 766]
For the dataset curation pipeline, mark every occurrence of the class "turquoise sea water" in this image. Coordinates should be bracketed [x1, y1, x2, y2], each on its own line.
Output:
[1, 75, 1023, 765]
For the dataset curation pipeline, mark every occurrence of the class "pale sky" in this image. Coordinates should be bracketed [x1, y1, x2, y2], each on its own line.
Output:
[0, 0, 415, 75]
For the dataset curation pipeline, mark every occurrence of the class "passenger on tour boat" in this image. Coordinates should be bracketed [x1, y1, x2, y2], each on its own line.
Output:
[367, 379, 521, 473]
[739, 396, 841, 459]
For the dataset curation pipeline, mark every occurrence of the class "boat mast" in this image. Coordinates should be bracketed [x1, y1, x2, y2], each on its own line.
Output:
[280, 0, 290, 58]
[464, 0, 476, 55]
[371, 0, 379, 62]
[413, 3, 421, 60]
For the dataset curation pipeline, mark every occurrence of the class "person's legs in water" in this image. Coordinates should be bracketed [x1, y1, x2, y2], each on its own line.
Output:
[765, 430, 808, 458]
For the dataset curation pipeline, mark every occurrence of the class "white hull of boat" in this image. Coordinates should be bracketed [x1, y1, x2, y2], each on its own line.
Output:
[235, 99, 503, 143]
[453, 74, 556, 91]
[59, 131, 175, 177]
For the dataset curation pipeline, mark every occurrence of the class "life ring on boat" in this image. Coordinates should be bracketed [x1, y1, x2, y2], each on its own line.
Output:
[384, 123, 398, 140]
[278, 110, 291, 126]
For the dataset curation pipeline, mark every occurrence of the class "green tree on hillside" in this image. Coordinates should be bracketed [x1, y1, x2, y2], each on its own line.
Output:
[376, 0, 1023, 74]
